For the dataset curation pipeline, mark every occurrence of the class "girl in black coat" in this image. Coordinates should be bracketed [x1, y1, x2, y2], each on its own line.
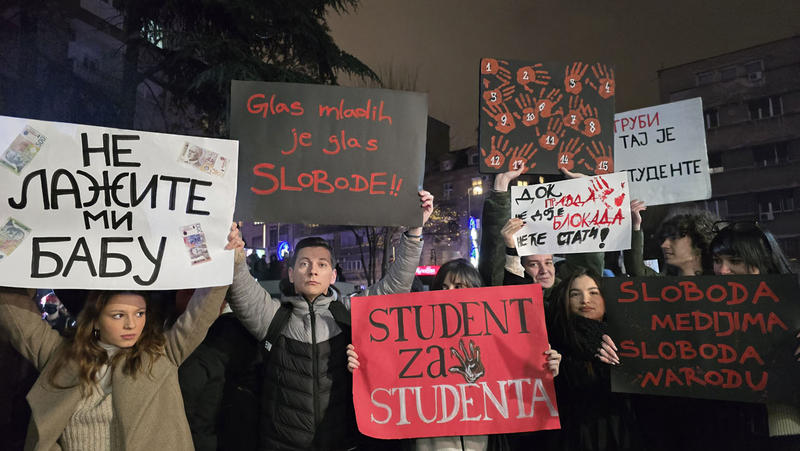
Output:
[546, 267, 640, 451]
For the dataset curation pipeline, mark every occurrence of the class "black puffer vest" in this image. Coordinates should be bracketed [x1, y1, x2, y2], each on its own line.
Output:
[260, 308, 355, 450]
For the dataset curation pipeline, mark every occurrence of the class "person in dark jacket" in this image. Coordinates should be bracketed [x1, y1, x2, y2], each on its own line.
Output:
[711, 221, 799, 449]
[624, 202, 717, 277]
[179, 308, 261, 451]
[546, 267, 639, 451]
[227, 191, 432, 451]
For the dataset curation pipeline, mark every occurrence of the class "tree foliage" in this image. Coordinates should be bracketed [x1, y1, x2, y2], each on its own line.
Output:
[115, 0, 378, 135]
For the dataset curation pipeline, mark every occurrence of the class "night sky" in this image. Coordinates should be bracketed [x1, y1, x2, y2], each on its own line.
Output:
[329, 0, 800, 149]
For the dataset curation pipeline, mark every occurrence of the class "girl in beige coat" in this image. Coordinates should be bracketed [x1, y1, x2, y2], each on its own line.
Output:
[0, 226, 241, 450]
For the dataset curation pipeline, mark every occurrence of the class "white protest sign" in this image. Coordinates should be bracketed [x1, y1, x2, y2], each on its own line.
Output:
[0, 115, 238, 290]
[510, 172, 631, 255]
[613, 97, 711, 206]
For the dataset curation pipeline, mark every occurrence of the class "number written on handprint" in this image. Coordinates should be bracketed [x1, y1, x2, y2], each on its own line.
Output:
[599, 161, 608, 171]
[560, 155, 569, 165]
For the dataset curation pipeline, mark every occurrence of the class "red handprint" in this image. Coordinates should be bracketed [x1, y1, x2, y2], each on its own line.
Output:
[481, 58, 511, 77]
[563, 96, 586, 130]
[482, 101, 516, 134]
[564, 62, 588, 95]
[557, 137, 584, 171]
[588, 176, 623, 209]
[481, 135, 510, 170]
[579, 104, 601, 137]
[589, 64, 615, 99]
[513, 93, 539, 127]
[535, 88, 564, 118]
[481, 58, 512, 86]
[517, 64, 551, 92]
[536, 117, 566, 151]
[483, 83, 516, 106]
[506, 142, 537, 173]
[587, 141, 613, 174]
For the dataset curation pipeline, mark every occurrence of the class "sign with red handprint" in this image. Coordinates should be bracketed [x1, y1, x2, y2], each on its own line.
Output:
[509, 172, 631, 255]
[351, 284, 559, 439]
[479, 58, 615, 174]
[612, 97, 711, 206]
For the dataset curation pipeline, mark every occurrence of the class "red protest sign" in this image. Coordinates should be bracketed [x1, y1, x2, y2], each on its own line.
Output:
[351, 285, 560, 439]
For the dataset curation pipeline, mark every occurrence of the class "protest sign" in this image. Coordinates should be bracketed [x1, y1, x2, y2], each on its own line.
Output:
[478, 58, 615, 175]
[509, 172, 631, 255]
[351, 284, 559, 439]
[604, 275, 800, 405]
[230, 81, 427, 226]
[0, 115, 238, 290]
[613, 98, 711, 205]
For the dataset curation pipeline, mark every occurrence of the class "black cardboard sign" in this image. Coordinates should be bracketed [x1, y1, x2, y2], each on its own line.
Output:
[603, 275, 800, 405]
[478, 59, 615, 175]
[230, 81, 427, 226]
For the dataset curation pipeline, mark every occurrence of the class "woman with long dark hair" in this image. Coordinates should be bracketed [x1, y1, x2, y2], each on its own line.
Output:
[546, 266, 638, 451]
[711, 221, 799, 449]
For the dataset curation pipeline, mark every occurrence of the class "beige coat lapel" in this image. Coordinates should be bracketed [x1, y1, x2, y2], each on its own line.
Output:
[26, 361, 82, 450]
[112, 356, 172, 445]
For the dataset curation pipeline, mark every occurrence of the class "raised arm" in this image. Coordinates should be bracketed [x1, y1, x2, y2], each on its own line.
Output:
[0, 287, 63, 371]
[226, 223, 283, 341]
[479, 166, 526, 286]
[361, 191, 430, 296]
[164, 223, 243, 364]
[622, 199, 657, 276]
[165, 285, 228, 365]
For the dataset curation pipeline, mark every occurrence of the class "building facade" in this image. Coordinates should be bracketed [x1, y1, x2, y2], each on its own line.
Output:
[658, 36, 800, 260]
[0, 0, 180, 133]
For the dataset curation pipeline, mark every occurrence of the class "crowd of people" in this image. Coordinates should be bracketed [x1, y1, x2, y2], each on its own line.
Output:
[1, 168, 798, 451]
